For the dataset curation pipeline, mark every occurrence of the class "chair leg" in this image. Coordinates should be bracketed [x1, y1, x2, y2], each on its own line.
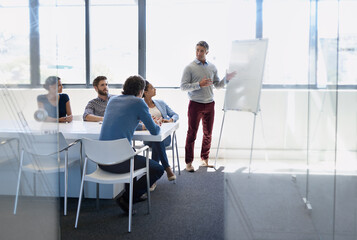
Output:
[64, 151, 68, 216]
[14, 150, 24, 214]
[74, 180, 85, 228]
[128, 157, 134, 233]
[171, 142, 175, 174]
[174, 133, 181, 175]
[33, 172, 36, 197]
[96, 183, 100, 210]
[146, 149, 151, 213]
[75, 159, 88, 228]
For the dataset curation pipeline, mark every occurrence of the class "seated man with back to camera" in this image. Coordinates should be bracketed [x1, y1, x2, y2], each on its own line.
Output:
[83, 76, 114, 122]
[99, 75, 164, 214]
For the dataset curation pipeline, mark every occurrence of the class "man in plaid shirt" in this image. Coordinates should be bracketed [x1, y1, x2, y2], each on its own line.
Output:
[83, 76, 114, 122]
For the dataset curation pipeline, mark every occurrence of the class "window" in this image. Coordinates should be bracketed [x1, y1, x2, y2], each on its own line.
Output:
[0, 0, 30, 85]
[39, 0, 85, 84]
[90, 0, 138, 84]
[1, 0, 356, 88]
[146, 0, 255, 87]
[263, 0, 310, 85]
[318, 0, 357, 86]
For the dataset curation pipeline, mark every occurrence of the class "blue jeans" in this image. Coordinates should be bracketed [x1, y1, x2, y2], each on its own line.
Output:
[99, 155, 164, 203]
[144, 136, 171, 169]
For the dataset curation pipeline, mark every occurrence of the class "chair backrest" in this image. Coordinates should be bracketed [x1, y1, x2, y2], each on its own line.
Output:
[19, 132, 68, 156]
[82, 138, 135, 165]
[0, 138, 19, 164]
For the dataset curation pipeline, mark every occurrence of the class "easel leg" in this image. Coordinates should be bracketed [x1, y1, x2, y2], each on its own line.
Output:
[248, 113, 257, 177]
[259, 111, 269, 162]
[214, 111, 226, 170]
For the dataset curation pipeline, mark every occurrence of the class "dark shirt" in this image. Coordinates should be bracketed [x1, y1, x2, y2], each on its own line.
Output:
[37, 93, 69, 118]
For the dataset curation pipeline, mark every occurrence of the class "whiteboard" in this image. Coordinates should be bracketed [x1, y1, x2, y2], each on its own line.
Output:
[224, 39, 268, 113]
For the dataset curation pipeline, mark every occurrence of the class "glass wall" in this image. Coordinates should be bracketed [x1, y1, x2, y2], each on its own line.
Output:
[302, 1, 357, 239]
[1, 1, 61, 239]
[318, 0, 357, 87]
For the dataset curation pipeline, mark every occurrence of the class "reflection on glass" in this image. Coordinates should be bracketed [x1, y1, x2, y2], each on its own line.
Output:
[0, 85, 60, 239]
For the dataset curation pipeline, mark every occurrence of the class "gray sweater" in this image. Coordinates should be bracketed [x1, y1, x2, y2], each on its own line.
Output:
[180, 59, 225, 104]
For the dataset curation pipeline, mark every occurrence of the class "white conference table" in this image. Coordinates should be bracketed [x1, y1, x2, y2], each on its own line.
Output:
[0, 119, 179, 142]
[0, 120, 179, 199]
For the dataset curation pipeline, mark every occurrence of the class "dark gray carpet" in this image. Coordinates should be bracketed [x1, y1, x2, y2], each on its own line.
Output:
[225, 167, 357, 240]
[0, 196, 60, 240]
[60, 165, 225, 240]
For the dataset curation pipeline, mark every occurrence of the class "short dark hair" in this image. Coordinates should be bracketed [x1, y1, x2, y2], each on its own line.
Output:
[142, 80, 151, 98]
[93, 76, 107, 87]
[122, 75, 146, 96]
[196, 41, 209, 51]
[43, 76, 60, 90]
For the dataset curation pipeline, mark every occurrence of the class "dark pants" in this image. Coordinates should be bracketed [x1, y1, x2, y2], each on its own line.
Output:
[185, 100, 215, 164]
[144, 136, 171, 169]
[100, 155, 164, 203]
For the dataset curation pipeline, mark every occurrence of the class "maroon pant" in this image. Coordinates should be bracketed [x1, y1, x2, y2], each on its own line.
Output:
[185, 100, 215, 163]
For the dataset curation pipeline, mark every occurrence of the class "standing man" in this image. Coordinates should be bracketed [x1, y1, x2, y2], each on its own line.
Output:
[181, 41, 236, 172]
[83, 76, 113, 122]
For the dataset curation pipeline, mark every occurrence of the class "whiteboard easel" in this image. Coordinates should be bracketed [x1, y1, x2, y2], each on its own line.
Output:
[214, 39, 268, 175]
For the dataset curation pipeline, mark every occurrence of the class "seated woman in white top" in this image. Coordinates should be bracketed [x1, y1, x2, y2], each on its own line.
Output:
[142, 80, 179, 182]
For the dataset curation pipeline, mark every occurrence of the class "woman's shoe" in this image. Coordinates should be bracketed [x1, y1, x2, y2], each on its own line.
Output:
[168, 174, 176, 181]
[149, 182, 157, 192]
[166, 167, 176, 181]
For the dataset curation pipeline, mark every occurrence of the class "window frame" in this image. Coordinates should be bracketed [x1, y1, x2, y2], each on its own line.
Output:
[1, 0, 356, 89]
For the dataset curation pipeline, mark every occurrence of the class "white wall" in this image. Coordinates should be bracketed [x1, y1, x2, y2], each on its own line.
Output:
[1, 88, 356, 161]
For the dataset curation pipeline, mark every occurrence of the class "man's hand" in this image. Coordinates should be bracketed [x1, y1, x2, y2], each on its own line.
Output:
[199, 77, 213, 87]
[226, 71, 237, 81]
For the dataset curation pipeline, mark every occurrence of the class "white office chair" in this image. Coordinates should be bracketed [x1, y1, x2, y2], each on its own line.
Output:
[0, 138, 19, 164]
[75, 138, 150, 233]
[13, 132, 81, 216]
